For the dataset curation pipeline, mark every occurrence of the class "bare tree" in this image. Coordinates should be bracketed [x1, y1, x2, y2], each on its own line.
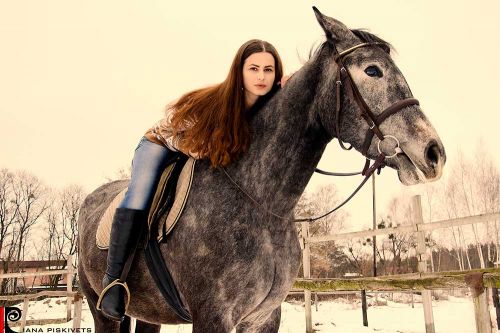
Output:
[381, 196, 418, 274]
[422, 181, 442, 271]
[344, 238, 370, 275]
[456, 152, 486, 268]
[441, 168, 474, 270]
[443, 147, 500, 269]
[59, 184, 85, 258]
[0, 169, 49, 294]
[294, 184, 348, 277]
[0, 169, 16, 259]
[104, 165, 132, 183]
[11, 171, 49, 262]
[423, 143, 500, 270]
[41, 185, 86, 287]
[472, 141, 500, 264]
[0, 169, 22, 295]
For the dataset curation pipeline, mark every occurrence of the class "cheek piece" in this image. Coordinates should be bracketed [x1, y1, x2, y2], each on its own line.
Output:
[331, 42, 419, 175]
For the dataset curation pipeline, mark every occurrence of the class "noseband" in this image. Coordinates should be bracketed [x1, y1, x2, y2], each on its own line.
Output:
[332, 42, 419, 175]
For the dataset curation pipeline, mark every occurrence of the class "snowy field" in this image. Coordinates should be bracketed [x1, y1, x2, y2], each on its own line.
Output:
[14, 294, 498, 332]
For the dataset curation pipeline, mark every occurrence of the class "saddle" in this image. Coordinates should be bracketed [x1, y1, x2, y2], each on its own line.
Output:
[95, 154, 195, 322]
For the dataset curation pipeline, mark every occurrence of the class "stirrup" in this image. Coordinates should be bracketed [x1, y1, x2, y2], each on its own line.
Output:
[96, 278, 131, 313]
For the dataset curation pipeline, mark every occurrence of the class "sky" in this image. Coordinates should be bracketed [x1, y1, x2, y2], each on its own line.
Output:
[1, 0, 499, 230]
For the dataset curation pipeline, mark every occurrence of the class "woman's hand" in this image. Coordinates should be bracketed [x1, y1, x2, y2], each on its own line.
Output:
[279, 72, 296, 87]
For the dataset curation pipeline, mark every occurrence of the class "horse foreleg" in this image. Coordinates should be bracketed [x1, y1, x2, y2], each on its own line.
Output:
[235, 306, 281, 333]
[190, 312, 234, 333]
[135, 319, 161, 333]
[119, 316, 161, 333]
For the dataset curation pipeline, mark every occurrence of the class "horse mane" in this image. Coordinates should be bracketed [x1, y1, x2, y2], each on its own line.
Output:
[351, 29, 392, 54]
[308, 28, 393, 61]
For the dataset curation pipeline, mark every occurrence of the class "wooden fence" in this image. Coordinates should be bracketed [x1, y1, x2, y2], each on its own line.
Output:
[0, 255, 83, 331]
[293, 195, 500, 333]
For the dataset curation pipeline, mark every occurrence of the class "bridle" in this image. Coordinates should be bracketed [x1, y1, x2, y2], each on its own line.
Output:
[331, 42, 419, 176]
[222, 41, 419, 223]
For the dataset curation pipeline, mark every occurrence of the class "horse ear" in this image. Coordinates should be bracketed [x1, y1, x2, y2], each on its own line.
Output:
[312, 7, 353, 43]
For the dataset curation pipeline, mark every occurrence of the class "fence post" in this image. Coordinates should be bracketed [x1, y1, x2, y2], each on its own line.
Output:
[301, 222, 313, 333]
[314, 292, 318, 312]
[411, 195, 435, 333]
[72, 293, 83, 329]
[361, 290, 368, 326]
[20, 297, 29, 332]
[66, 255, 74, 321]
[491, 261, 500, 329]
[465, 273, 492, 333]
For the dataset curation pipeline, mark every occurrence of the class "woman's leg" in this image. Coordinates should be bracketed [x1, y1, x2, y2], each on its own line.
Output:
[119, 137, 173, 210]
[99, 137, 174, 321]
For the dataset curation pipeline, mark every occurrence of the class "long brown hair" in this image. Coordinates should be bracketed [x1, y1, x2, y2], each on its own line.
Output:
[168, 39, 283, 167]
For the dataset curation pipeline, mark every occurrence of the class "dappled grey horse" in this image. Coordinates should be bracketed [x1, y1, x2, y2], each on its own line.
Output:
[78, 8, 446, 333]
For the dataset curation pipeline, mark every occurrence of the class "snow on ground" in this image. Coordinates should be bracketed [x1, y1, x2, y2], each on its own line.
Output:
[14, 295, 498, 332]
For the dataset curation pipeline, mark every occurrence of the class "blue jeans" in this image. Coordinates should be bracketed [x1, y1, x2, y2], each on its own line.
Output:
[118, 136, 174, 210]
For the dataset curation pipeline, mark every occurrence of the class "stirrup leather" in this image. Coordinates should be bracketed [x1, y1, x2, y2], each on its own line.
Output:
[96, 279, 131, 313]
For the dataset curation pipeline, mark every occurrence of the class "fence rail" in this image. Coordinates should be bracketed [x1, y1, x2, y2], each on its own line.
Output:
[306, 211, 500, 244]
[293, 268, 500, 291]
[0, 290, 78, 301]
[0, 269, 69, 279]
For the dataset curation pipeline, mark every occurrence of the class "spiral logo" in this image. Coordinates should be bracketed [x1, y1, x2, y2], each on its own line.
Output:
[1, 306, 22, 333]
[5, 308, 21, 323]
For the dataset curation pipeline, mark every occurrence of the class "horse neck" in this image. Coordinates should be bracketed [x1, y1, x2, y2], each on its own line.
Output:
[229, 61, 330, 218]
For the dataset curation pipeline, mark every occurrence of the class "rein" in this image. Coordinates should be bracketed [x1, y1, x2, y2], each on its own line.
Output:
[223, 42, 419, 223]
[222, 164, 380, 223]
[314, 168, 362, 176]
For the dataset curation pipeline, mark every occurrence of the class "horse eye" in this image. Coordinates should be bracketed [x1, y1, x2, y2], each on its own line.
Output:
[365, 65, 383, 78]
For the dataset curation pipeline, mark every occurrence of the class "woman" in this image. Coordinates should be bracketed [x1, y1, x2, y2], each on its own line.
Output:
[98, 39, 288, 322]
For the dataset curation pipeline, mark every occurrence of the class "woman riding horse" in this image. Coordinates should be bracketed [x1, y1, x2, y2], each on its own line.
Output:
[98, 39, 291, 321]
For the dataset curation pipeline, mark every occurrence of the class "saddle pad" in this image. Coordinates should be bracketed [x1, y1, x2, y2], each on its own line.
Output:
[96, 158, 196, 249]
[152, 157, 196, 242]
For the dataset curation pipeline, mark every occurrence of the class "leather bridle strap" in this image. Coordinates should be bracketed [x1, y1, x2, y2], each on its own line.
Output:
[222, 154, 385, 223]
[333, 42, 386, 150]
[332, 42, 419, 177]
[335, 65, 353, 150]
[359, 98, 419, 156]
[333, 42, 419, 154]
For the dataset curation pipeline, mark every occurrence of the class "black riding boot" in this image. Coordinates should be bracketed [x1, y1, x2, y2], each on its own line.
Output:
[98, 208, 145, 322]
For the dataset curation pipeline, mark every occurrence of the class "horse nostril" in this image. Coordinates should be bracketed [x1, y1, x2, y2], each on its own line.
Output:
[425, 142, 440, 167]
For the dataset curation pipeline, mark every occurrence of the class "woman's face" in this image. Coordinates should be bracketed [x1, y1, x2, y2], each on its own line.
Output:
[242, 52, 276, 105]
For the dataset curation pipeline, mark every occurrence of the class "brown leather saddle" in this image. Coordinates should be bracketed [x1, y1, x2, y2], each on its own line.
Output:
[96, 156, 196, 249]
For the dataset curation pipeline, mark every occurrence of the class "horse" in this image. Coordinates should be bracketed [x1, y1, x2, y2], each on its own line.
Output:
[77, 8, 446, 333]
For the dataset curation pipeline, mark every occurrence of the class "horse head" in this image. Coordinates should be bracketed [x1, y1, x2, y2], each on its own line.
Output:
[312, 7, 446, 185]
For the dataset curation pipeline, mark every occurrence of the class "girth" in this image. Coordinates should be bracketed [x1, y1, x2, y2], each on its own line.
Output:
[144, 154, 192, 322]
